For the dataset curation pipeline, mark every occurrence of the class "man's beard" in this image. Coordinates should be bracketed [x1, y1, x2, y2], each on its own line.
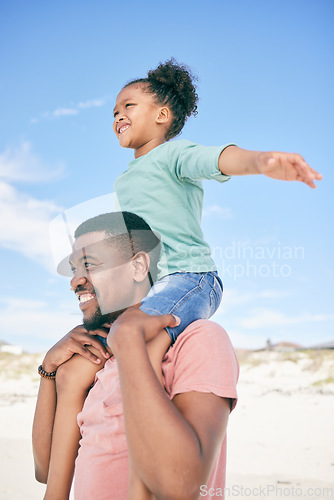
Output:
[83, 306, 125, 331]
[83, 306, 111, 331]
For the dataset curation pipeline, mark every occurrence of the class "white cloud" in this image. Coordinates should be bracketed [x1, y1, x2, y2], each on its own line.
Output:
[223, 328, 268, 350]
[203, 204, 233, 220]
[53, 108, 78, 117]
[0, 296, 78, 350]
[212, 289, 293, 318]
[0, 181, 62, 268]
[78, 99, 105, 109]
[0, 142, 64, 183]
[0, 142, 65, 269]
[31, 96, 108, 123]
[238, 308, 334, 329]
[258, 290, 292, 299]
[212, 309, 334, 349]
[222, 288, 292, 307]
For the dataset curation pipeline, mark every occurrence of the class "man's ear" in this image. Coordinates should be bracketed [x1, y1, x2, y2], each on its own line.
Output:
[132, 252, 151, 283]
[156, 106, 170, 125]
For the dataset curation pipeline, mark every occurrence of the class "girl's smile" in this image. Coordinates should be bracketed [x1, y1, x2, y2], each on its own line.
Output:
[117, 123, 130, 135]
[113, 84, 170, 158]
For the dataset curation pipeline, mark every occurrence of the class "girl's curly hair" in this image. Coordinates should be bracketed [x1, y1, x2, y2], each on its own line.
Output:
[124, 58, 198, 140]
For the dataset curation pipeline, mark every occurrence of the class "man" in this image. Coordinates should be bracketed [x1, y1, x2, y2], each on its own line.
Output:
[33, 211, 238, 499]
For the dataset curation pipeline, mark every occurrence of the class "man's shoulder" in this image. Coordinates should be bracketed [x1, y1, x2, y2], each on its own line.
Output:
[177, 319, 231, 345]
[187, 318, 227, 332]
[167, 319, 237, 364]
[163, 320, 239, 403]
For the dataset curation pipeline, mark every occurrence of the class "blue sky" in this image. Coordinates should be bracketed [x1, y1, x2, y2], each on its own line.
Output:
[0, 0, 333, 352]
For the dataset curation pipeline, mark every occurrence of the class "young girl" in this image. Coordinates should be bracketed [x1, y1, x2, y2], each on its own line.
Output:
[34, 59, 322, 499]
[111, 58, 321, 344]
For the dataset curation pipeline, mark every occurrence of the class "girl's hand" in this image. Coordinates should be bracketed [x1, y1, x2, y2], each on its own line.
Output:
[42, 325, 111, 373]
[256, 151, 322, 188]
[146, 330, 172, 386]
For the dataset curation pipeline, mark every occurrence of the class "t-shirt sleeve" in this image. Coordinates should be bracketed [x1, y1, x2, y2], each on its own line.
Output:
[171, 141, 234, 183]
[164, 320, 239, 411]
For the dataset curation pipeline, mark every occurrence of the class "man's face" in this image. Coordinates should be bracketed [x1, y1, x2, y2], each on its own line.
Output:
[69, 231, 137, 330]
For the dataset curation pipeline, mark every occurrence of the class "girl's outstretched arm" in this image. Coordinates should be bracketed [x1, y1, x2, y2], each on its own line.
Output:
[219, 146, 322, 188]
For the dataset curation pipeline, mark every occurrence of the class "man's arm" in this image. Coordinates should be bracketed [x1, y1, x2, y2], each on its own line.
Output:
[110, 313, 232, 500]
[32, 325, 110, 482]
[219, 145, 322, 188]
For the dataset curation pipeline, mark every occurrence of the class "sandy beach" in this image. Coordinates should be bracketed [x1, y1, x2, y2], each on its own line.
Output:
[225, 350, 334, 499]
[0, 349, 333, 499]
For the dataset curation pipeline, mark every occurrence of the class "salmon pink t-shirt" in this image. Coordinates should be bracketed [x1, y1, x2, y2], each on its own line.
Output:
[74, 320, 239, 499]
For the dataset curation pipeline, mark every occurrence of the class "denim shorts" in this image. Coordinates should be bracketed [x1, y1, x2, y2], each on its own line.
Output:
[139, 271, 223, 343]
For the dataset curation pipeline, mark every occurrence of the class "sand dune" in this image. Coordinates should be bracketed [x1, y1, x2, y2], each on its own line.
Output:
[0, 350, 333, 499]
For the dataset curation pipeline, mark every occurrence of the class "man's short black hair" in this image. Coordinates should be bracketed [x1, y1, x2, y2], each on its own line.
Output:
[74, 211, 161, 284]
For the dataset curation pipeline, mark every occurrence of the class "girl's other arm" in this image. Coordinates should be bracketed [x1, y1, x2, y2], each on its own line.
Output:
[32, 373, 57, 483]
[44, 351, 108, 499]
[219, 146, 322, 188]
[32, 325, 110, 483]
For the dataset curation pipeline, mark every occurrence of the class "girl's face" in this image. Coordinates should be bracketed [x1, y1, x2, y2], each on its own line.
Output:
[113, 84, 169, 158]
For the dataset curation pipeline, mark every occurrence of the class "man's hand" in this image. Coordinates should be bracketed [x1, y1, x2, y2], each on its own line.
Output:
[42, 325, 111, 373]
[256, 151, 322, 188]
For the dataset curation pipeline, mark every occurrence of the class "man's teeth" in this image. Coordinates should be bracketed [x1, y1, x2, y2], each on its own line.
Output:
[78, 293, 95, 303]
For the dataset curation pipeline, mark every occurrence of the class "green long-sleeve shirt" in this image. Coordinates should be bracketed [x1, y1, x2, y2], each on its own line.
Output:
[114, 140, 231, 279]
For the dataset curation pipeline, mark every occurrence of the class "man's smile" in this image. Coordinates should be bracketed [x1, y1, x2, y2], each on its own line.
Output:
[75, 291, 97, 310]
